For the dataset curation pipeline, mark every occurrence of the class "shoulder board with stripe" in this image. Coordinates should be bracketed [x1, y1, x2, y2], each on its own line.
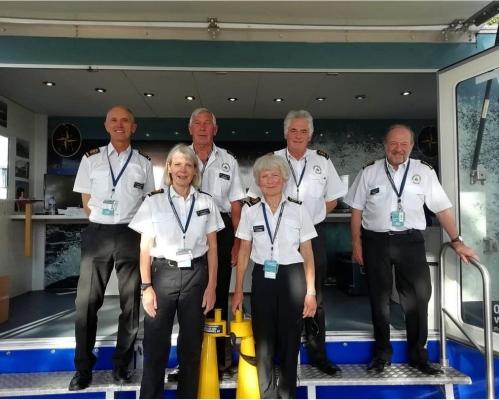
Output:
[85, 148, 100, 157]
[198, 189, 212, 197]
[420, 159, 434, 170]
[225, 148, 236, 158]
[316, 149, 330, 160]
[248, 197, 261, 206]
[147, 189, 164, 197]
[287, 196, 302, 205]
[362, 160, 375, 169]
[138, 150, 151, 161]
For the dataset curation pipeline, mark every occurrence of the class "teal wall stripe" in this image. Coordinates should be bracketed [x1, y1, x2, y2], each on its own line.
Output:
[0, 35, 495, 69]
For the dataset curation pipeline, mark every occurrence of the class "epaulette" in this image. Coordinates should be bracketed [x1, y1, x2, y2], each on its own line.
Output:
[85, 148, 100, 157]
[147, 189, 164, 197]
[287, 196, 302, 205]
[138, 150, 151, 161]
[197, 189, 212, 197]
[420, 159, 434, 170]
[225, 148, 236, 158]
[362, 160, 375, 169]
[248, 197, 261, 206]
[316, 149, 330, 160]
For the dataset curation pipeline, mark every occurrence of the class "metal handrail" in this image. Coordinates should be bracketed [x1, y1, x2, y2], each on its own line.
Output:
[439, 242, 495, 399]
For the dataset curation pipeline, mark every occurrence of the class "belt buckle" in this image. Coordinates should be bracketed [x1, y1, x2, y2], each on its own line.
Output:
[167, 259, 177, 267]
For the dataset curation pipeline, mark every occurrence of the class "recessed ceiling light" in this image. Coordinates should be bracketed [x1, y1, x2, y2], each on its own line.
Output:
[265, 131, 270, 135]
[95, 88, 106, 93]
[355, 94, 367, 100]
[145, 133, 150, 137]
[144, 92, 154, 97]
[174, 131, 179, 135]
[227, 97, 238, 102]
[185, 95, 195, 101]
[274, 98, 284, 102]
[316, 97, 326, 102]
[43, 81, 56, 87]
[401, 91, 412, 96]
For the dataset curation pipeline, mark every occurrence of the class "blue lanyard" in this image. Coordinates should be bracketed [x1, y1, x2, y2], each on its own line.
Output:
[261, 202, 285, 255]
[107, 148, 133, 193]
[384, 159, 411, 208]
[167, 186, 196, 241]
[286, 153, 307, 198]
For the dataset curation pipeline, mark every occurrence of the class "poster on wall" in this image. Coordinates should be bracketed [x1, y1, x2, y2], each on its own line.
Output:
[0, 101, 6, 128]
[15, 158, 29, 179]
[16, 138, 30, 159]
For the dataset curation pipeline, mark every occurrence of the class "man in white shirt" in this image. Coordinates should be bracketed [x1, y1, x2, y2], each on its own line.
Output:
[345, 124, 477, 375]
[70, 106, 155, 390]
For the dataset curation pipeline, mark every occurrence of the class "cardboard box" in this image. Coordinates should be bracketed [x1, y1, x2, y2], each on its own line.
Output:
[0, 275, 10, 324]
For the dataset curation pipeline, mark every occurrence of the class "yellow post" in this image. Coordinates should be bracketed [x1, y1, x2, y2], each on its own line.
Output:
[230, 310, 260, 399]
[198, 308, 226, 399]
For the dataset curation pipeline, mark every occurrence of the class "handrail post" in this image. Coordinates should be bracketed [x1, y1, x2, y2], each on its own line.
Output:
[439, 242, 495, 399]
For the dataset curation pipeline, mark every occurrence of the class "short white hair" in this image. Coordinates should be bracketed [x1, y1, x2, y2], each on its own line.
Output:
[189, 107, 217, 127]
[253, 154, 290, 183]
[283, 110, 314, 139]
[164, 143, 201, 188]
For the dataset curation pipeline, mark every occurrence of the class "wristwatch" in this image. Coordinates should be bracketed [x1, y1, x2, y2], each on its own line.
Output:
[451, 235, 463, 244]
[140, 283, 153, 291]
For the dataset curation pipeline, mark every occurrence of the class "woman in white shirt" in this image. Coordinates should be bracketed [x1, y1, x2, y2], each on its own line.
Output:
[129, 143, 224, 399]
[231, 154, 317, 399]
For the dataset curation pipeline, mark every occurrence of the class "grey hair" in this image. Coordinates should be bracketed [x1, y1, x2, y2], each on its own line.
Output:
[189, 107, 217, 127]
[106, 105, 135, 123]
[164, 143, 201, 188]
[384, 124, 415, 144]
[283, 110, 314, 139]
[253, 154, 290, 183]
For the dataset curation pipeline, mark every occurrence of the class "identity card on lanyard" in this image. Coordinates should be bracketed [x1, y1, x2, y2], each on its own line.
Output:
[103, 150, 133, 216]
[385, 159, 410, 228]
[168, 186, 196, 268]
[286, 153, 307, 202]
[261, 202, 285, 279]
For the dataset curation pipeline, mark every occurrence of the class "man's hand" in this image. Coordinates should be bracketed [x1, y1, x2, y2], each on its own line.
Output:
[231, 289, 244, 313]
[352, 242, 364, 265]
[451, 241, 479, 264]
[142, 287, 157, 318]
[202, 286, 216, 315]
[303, 294, 317, 318]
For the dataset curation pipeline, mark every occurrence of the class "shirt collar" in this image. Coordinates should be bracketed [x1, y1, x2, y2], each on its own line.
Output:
[169, 185, 197, 201]
[286, 147, 310, 162]
[261, 194, 287, 210]
[190, 143, 219, 159]
[385, 157, 410, 173]
[107, 143, 132, 157]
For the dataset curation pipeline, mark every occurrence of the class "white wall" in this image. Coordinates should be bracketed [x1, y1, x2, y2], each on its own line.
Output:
[0, 96, 47, 297]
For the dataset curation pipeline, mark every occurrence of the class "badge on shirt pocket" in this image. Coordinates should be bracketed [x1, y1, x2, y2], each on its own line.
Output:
[196, 208, 210, 216]
[133, 182, 144, 189]
[219, 173, 230, 180]
[253, 225, 265, 233]
[370, 187, 380, 195]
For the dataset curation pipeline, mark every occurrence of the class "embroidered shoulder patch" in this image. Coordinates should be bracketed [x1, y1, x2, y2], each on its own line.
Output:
[316, 149, 330, 160]
[138, 150, 151, 161]
[147, 189, 164, 197]
[287, 196, 302, 205]
[420, 159, 434, 170]
[226, 148, 236, 158]
[85, 148, 100, 157]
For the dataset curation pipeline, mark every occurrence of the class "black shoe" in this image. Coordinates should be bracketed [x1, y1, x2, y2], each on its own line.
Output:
[112, 367, 133, 383]
[409, 361, 443, 375]
[68, 370, 92, 391]
[367, 358, 391, 373]
[313, 360, 342, 376]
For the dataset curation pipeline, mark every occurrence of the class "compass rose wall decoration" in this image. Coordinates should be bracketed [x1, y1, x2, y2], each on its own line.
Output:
[417, 126, 438, 159]
[51, 124, 82, 158]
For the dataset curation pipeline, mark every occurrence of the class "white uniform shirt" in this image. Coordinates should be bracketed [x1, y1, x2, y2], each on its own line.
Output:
[247, 148, 347, 225]
[73, 144, 155, 224]
[344, 158, 452, 232]
[129, 185, 225, 259]
[190, 143, 246, 213]
[236, 196, 317, 265]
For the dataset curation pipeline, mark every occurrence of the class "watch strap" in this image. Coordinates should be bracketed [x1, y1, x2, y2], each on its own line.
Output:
[141, 283, 153, 291]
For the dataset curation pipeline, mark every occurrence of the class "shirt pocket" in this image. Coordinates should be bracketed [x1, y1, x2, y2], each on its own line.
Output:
[308, 175, 327, 198]
[284, 218, 301, 242]
[126, 168, 146, 196]
[152, 213, 176, 242]
[365, 184, 387, 207]
[404, 184, 425, 210]
[90, 169, 110, 197]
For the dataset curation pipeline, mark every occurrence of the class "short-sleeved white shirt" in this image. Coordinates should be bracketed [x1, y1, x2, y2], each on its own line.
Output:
[344, 158, 452, 232]
[129, 185, 225, 260]
[190, 143, 246, 213]
[236, 196, 317, 265]
[73, 144, 155, 224]
[247, 148, 347, 224]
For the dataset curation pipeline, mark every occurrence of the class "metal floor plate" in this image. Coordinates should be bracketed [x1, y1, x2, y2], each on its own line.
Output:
[0, 364, 471, 397]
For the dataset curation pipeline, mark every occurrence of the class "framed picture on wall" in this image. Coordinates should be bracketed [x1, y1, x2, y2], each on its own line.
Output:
[14, 179, 29, 212]
[15, 159, 29, 180]
[16, 138, 30, 159]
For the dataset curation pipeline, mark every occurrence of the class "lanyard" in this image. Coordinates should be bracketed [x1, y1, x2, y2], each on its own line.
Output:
[384, 159, 411, 209]
[167, 186, 196, 242]
[261, 202, 285, 258]
[286, 153, 307, 198]
[107, 148, 133, 194]
[199, 149, 213, 183]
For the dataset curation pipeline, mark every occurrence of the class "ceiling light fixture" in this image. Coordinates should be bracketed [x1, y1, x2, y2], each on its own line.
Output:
[401, 91, 412, 96]
[355, 94, 367, 100]
[95, 88, 106, 93]
[43, 81, 56, 87]
[185, 95, 195, 101]
[227, 97, 238, 102]
[274, 98, 284, 102]
[316, 97, 326, 101]
[144, 92, 154, 97]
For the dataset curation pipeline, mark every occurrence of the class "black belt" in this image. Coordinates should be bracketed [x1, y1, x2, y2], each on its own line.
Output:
[153, 255, 206, 268]
[88, 222, 130, 231]
[362, 228, 417, 237]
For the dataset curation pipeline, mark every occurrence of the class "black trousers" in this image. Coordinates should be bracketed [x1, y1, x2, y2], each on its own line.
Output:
[251, 262, 306, 399]
[140, 256, 208, 399]
[362, 229, 432, 364]
[206, 212, 234, 369]
[74, 223, 141, 371]
[305, 222, 329, 363]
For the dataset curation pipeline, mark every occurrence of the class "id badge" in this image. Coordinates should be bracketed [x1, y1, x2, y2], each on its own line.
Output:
[102, 199, 118, 216]
[263, 259, 279, 279]
[390, 210, 405, 227]
[176, 249, 193, 268]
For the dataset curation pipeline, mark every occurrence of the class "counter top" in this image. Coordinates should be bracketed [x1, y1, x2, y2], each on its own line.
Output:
[10, 214, 88, 222]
